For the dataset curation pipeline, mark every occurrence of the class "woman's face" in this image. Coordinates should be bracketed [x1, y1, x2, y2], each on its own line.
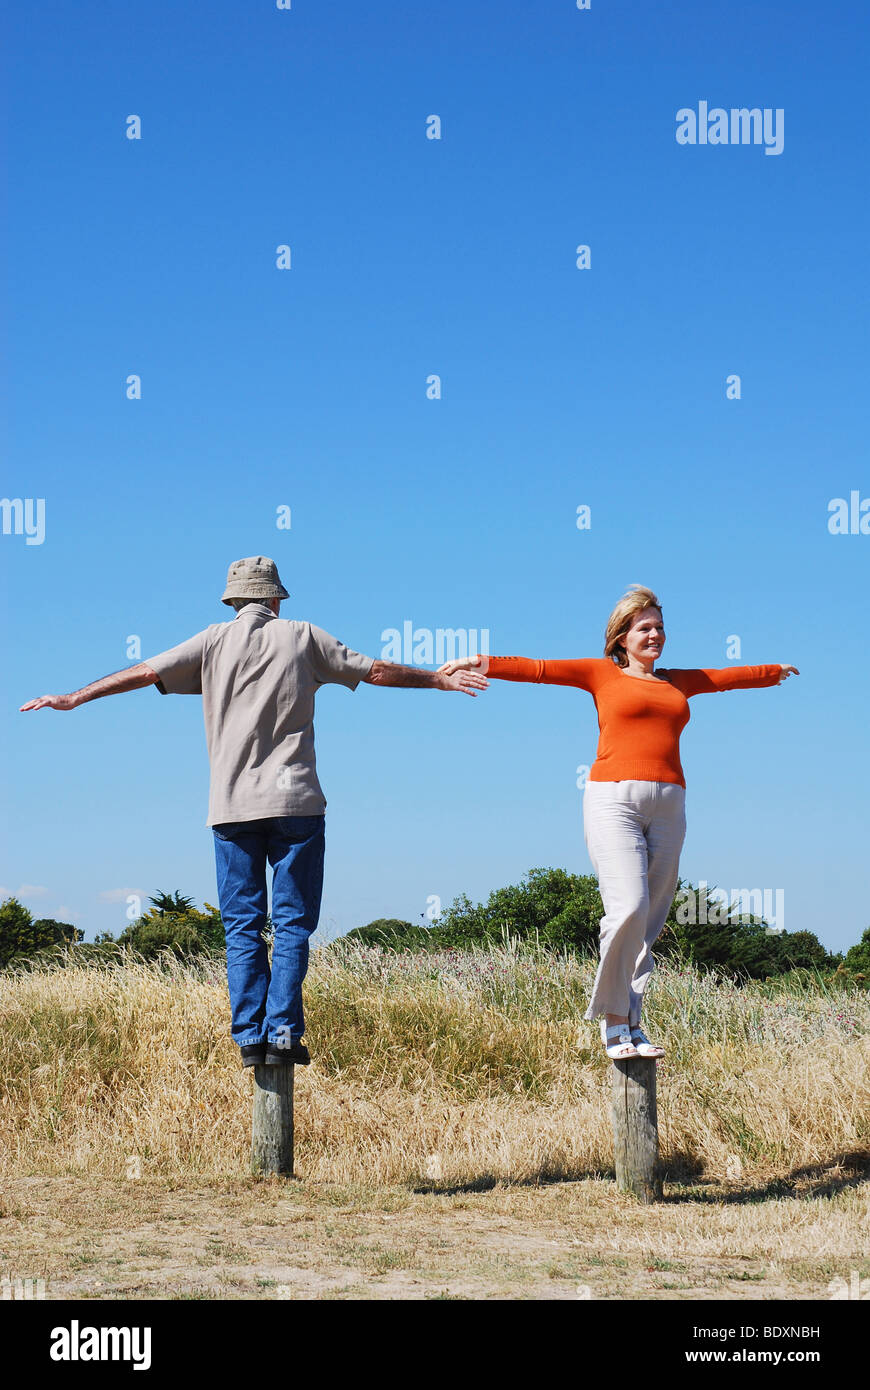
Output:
[623, 606, 665, 663]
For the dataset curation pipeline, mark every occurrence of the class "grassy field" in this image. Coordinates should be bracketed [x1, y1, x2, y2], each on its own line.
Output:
[1, 941, 867, 1299]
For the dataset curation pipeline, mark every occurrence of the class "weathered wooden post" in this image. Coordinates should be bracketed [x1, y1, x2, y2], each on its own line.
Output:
[251, 1064, 294, 1176]
[610, 1056, 661, 1202]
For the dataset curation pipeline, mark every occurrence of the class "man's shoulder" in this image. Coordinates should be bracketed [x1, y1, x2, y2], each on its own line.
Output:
[205, 616, 312, 651]
[290, 620, 347, 645]
[200, 617, 244, 645]
[176, 620, 227, 648]
[266, 619, 333, 654]
[277, 618, 317, 642]
[223, 616, 315, 641]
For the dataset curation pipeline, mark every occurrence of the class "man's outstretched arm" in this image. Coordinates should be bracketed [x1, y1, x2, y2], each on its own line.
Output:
[364, 660, 487, 696]
[20, 663, 161, 712]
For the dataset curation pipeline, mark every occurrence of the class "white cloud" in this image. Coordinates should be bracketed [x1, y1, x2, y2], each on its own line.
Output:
[17, 884, 49, 898]
[55, 906, 82, 921]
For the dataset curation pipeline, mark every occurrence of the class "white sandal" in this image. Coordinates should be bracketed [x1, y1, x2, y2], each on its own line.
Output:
[629, 1025, 665, 1058]
[600, 1021, 639, 1059]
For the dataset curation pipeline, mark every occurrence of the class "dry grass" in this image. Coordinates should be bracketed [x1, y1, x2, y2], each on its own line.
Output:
[1, 942, 867, 1299]
[0, 940, 866, 1188]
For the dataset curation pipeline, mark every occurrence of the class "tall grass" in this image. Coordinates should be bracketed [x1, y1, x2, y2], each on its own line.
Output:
[0, 940, 866, 1187]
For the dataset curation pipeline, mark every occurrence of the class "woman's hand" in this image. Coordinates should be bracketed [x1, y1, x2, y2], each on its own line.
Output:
[437, 654, 490, 678]
[777, 664, 800, 683]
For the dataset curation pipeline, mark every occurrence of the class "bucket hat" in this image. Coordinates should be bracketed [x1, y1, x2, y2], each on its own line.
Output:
[221, 556, 289, 606]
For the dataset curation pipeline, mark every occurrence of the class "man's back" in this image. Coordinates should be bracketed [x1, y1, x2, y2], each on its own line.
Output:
[144, 601, 373, 825]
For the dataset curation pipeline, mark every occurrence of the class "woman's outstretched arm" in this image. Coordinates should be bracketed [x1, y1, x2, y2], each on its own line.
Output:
[438, 654, 604, 691]
[667, 663, 798, 697]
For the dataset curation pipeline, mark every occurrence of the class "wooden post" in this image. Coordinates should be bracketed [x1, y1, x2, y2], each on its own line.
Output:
[610, 1056, 661, 1202]
[251, 1064, 294, 1176]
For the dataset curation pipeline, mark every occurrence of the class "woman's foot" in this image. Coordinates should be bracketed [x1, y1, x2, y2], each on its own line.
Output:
[629, 1025, 665, 1058]
[600, 1018, 639, 1059]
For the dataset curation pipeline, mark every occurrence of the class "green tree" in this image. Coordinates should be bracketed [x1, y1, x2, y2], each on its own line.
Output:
[117, 898, 225, 958]
[381, 869, 604, 956]
[843, 926, 870, 982]
[0, 897, 81, 968]
[345, 918, 431, 948]
[353, 870, 839, 987]
[148, 890, 196, 915]
[776, 930, 839, 972]
[659, 883, 837, 981]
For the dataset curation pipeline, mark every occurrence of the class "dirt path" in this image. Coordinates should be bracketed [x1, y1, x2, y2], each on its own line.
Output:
[2, 1169, 867, 1300]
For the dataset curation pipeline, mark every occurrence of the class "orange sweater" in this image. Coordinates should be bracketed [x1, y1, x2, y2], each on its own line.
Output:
[486, 657, 782, 788]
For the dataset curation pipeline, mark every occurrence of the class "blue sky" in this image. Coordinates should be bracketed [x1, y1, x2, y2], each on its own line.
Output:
[2, 1, 868, 953]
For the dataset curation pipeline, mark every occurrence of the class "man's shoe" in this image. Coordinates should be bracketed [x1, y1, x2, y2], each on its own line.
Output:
[264, 1040, 310, 1066]
[240, 1043, 266, 1068]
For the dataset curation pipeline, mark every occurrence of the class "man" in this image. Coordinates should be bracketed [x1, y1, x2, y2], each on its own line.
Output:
[20, 555, 487, 1068]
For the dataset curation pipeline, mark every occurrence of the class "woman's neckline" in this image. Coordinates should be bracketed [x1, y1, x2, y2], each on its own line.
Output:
[618, 666, 671, 683]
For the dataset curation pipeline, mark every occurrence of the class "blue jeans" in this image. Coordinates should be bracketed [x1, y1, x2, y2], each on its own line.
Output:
[212, 815, 325, 1046]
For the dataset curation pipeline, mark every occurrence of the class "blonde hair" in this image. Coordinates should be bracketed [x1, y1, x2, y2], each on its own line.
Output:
[604, 585, 663, 667]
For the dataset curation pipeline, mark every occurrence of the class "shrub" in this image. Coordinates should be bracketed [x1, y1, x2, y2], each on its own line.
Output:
[115, 900, 225, 959]
[0, 898, 81, 969]
[424, 868, 602, 955]
[347, 870, 842, 986]
[345, 918, 432, 948]
[843, 927, 870, 985]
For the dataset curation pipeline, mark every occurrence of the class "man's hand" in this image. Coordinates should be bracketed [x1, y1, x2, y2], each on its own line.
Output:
[19, 693, 81, 711]
[437, 654, 490, 678]
[19, 692, 81, 711]
[364, 660, 488, 695]
[776, 664, 800, 683]
[20, 663, 160, 711]
[438, 667, 489, 697]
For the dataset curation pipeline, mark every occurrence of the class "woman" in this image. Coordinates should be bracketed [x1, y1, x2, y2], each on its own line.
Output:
[440, 585, 798, 1060]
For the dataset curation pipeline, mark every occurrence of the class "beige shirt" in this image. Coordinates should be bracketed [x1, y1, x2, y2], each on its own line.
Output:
[144, 603, 374, 826]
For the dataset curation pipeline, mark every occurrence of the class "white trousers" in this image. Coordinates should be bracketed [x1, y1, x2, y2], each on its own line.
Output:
[582, 780, 687, 1023]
